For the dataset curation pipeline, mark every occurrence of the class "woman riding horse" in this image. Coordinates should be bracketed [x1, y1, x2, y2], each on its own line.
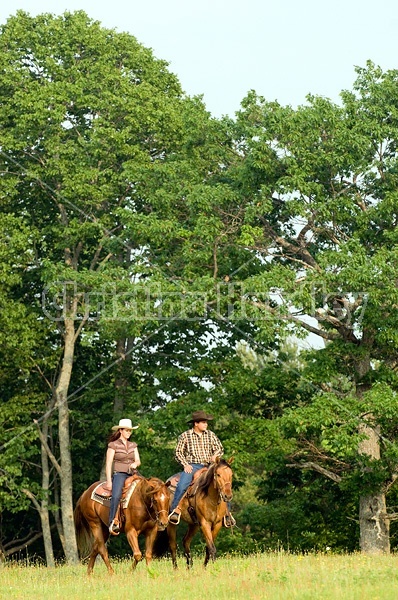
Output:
[74, 475, 170, 574]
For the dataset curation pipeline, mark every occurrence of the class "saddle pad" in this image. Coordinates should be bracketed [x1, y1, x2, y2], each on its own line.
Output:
[91, 479, 139, 507]
[91, 482, 111, 507]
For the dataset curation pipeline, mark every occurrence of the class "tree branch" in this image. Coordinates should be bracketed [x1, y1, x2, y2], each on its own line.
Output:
[30, 359, 53, 391]
[287, 461, 342, 483]
[3, 531, 44, 557]
[21, 488, 41, 511]
[89, 243, 103, 270]
[386, 512, 398, 522]
[259, 216, 322, 272]
[287, 314, 341, 341]
[33, 420, 61, 476]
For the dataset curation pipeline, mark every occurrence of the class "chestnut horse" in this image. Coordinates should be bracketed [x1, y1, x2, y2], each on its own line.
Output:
[74, 476, 170, 574]
[166, 457, 233, 568]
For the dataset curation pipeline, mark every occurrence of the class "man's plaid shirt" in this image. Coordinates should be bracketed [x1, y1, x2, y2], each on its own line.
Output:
[175, 428, 224, 467]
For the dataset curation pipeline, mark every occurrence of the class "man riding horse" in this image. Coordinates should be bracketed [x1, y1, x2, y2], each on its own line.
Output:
[168, 410, 235, 527]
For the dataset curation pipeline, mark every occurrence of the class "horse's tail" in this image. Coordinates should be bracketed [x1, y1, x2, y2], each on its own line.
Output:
[152, 529, 170, 558]
[74, 495, 93, 559]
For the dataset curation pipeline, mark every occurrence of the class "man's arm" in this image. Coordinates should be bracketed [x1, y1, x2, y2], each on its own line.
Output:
[175, 432, 189, 468]
[210, 432, 224, 461]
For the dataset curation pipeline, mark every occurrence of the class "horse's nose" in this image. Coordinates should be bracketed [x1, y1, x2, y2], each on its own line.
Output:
[157, 511, 169, 529]
[222, 486, 233, 502]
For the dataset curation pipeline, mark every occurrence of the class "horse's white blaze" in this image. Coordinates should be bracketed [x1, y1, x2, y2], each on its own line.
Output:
[159, 493, 166, 501]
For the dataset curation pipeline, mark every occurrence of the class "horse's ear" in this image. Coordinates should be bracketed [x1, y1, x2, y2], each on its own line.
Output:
[166, 480, 172, 487]
[227, 456, 234, 465]
[215, 456, 221, 464]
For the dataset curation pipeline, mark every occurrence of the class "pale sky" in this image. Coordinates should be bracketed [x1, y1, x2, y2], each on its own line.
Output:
[1, 1, 398, 117]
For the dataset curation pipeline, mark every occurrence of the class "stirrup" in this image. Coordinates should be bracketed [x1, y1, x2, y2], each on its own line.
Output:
[109, 520, 120, 535]
[223, 514, 236, 528]
[168, 511, 181, 525]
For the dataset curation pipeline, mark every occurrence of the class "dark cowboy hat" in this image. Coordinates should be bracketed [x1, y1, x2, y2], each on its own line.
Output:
[187, 410, 214, 423]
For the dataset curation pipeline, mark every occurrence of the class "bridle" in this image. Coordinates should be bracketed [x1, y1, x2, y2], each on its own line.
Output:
[142, 485, 169, 526]
[213, 465, 233, 503]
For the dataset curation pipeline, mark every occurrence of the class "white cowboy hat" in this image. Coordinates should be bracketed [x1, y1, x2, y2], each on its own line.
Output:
[111, 418, 139, 431]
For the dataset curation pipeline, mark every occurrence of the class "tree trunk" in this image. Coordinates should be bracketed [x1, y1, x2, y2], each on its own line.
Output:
[55, 316, 79, 564]
[358, 421, 390, 553]
[53, 478, 66, 555]
[356, 346, 390, 553]
[114, 336, 128, 414]
[359, 493, 390, 554]
[40, 419, 55, 567]
[40, 508, 55, 566]
[99, 335, 132, 480]
[114, 247, 133, 416]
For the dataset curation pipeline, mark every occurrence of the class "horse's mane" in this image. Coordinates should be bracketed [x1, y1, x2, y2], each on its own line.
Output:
[141, 476, 167, 496]
[196, 459, 231, 495]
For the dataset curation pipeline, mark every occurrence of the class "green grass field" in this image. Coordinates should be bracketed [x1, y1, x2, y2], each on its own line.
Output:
[1, 552, 398, 599]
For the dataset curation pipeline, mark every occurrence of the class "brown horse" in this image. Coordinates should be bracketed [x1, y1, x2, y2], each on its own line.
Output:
[74, 476, 170, 574]
[166, 457, 233, 569]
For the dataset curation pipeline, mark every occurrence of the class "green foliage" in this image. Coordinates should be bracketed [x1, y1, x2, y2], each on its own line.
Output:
[0, 9, 234, 556]
[3, 9, 398, 559]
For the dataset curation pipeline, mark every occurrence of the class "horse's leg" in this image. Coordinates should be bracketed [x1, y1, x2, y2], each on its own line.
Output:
[101, 521, 110, 542]
[204, 520, 223, 566]
[125, 526, 142, 569]
[182, 523, 199, 569]
[211, 522, 223, 542]
[199, 520, 217, 567]
[143, 525, 157, 566]
[167, 524, 178, 570]
[87, 523, 114, 575]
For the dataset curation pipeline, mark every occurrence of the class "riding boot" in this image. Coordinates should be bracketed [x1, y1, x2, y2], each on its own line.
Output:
[223, 513, 236, 528]
[109, 503, 122, 535]
[109, 519, 120, 535]
[168, 505, 181, 524]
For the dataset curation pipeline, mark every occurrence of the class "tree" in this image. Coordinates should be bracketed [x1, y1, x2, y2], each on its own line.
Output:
[0, 214, 53, 560]
[221, 62, 398, 552]
[0, 9, 228, 563]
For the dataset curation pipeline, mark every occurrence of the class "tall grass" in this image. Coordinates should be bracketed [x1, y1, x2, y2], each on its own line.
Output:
[1, 552, 398, 599]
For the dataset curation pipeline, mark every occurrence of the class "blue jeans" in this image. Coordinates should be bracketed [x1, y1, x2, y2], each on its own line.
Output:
[109, 472, 130, 524]
[170, 463, 205, 511]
